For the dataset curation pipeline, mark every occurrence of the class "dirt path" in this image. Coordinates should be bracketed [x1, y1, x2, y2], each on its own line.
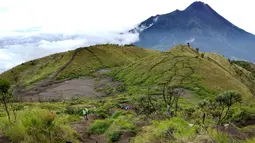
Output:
[50, 48, 80, 81]
[71, 115, 107, 143]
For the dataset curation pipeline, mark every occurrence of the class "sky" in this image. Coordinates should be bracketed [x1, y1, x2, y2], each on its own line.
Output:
[0, 0, 255, 72]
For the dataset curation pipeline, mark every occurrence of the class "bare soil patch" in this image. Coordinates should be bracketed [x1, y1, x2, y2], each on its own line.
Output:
[0, 132, 10, 143]
[17, 76, 123, 102]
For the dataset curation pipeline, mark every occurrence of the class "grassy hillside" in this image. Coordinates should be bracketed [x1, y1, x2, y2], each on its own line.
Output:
[112, 45, 254, 99]
[1, 44, 255, 143]
[0, 44, 254, 99]
[0, 44, 157, 87]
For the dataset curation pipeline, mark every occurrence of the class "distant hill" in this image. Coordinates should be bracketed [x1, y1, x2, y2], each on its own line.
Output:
[0, 44, 254, 100]
[131, 1, 255, 63]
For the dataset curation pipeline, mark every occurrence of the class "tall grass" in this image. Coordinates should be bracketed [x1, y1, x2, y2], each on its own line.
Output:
[131, 117, 199, 143]
[0, 108, 79, 143]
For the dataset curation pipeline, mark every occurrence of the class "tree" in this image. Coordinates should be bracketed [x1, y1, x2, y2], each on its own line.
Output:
[215, 90, 242, 125]
[138, 88, 158, 114]
[10, 104, 24, 122]
[0, 78, 12, 122]
[162, 84, 181, 117]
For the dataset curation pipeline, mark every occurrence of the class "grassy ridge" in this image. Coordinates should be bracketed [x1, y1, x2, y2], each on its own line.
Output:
[56, 44, 157, 80]
[0, 44, 157, 87]
[0, 44, 254, 99]
[112, 45, 254, 99]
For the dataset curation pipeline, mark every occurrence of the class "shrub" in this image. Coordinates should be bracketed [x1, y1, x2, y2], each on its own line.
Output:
[195, 48, 199, 53]
[30, 61, 35, 65]
[88, 119, 113, 134]
[0, 108, 79, 143]
[116, 84, 127, 92]
[201, 53, 204, 58]
[245, 137, 255, 143]
[105, 116, 137, 142]
[106, 131, 121, 142]
[208, 128, 232, 143]
[183, 107, 195, 119]
[111, 111, 123, 119]
[131, 117, 199, 143]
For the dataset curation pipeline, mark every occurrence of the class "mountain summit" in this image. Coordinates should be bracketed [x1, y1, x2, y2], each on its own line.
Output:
[131, 1, 255, 62]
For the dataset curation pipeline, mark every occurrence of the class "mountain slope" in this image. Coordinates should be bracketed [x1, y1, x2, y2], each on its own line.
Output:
[0, 44, 157, 87]
[0, 44, 254, 101]
[112, 45, 255, 99]
[1, 44, 255, 143]
[131, 1, 255, 62]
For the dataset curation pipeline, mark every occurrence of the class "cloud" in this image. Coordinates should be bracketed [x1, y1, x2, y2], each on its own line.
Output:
[185, 37, 196, 43]
[0, 32, 139, 73]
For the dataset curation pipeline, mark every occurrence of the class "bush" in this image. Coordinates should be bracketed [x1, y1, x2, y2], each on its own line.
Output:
[0, 108, 79, 143]
[208, 128, 232, 143]
[116, 84, 127, 92]
[106, 131, 121, 142]
[183, 107, 196, 119]
[88, 119, 113, 134]
[111, 111, 123, 119]
[105, 116, 137, 142]
[131, 117, 199, 143]
[64, 106, 83, 116]
[201, 53, 204, 58]
[195, 48, 199, 53]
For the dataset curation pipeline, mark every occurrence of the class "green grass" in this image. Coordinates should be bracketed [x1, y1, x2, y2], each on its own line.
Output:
[112, 45, 254, 99]
[105, 115, 137, 142]
[1, 44, 253, 100]
[0, 44, 157, 88]
[88, 119, 113, 134]
[1, 44, 255, 142]
[0, 107, 79, 143]
[88, 110, 137, 142]
[131, 117, 199, 143]
[208, 128, 234, 143]
[0, 51, 73, 87]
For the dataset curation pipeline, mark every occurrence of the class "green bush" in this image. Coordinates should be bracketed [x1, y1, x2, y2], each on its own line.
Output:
[106, 131, 121, 142]
[132, 117, 199, 143]
[93, 108, 109, 119]
[201, 53, 204, 58]
[208, 128, 232, 143]
[0, 108, 79, 143]
[105, 116, 137, 142]
[116, 84, 127, 92]
[64, 106, 83, 116]
[88, 119, 113, 134]
[195, 48, 199, 53]
[111, 111, 123, 119]
[245, 137, 255, 143]
[183, 107, 196, 119]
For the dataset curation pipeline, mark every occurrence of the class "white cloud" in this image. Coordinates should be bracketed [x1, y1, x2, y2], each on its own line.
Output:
[186, 37, 196, 43]
[0, 32, 139, 73]
[1, 0, 255, 72]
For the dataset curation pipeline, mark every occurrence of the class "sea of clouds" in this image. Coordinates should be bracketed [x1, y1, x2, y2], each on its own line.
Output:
[0, 30, 139, 73]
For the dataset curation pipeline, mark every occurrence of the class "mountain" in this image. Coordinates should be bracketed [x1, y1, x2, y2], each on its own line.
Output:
[131, 1, 255, 63]
[1, 44, 254, 100]
[1, 44, 255, 142]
